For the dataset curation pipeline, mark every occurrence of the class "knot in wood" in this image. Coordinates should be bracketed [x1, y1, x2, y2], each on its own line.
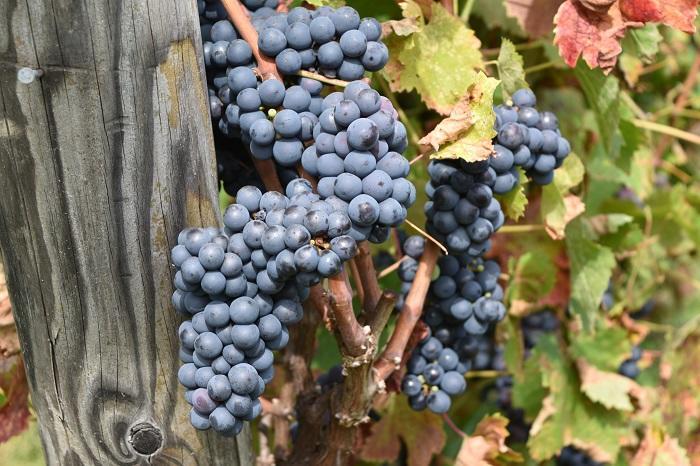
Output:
[128, 422, 163, 456]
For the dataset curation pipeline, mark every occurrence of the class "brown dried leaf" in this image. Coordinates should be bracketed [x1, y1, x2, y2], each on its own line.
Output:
[505, 0, 566, 37]
[455, 414, 522, 466]
[418, 86, 482, 151]
[631, 428, 691, 466]
[0, 355, 30, 444]
[544, 194, 585, 240]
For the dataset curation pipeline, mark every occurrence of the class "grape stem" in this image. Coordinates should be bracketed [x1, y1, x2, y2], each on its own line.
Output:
[220, 0, 282, 81]
[374, 242, 440, 380]
[404, 218, 448, 255]
[295, 70, 350, 87]
[377, 255, 409, 280]
[328, 272, 369, 357]
[220, 0, 284, 193]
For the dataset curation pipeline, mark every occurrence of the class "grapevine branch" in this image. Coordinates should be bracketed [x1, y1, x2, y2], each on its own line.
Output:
[374, 242, 440, 380]
[354, 242, 382, 314]
[221, 0, 283, 193]
[328, 272, 369, 358]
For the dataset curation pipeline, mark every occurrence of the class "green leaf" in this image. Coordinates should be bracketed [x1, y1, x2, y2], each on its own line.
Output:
[429, 73, 499, 162]
[497, 168, 528, 220]
[497, 38, 528, 98]
[565, 218, 616, 333]
[512, 347, 547, 419]
[0, 388, 6, 408]
[524, 336, 632, 463]
[541, 154, 585, 239]
[470, 0, 525, 36]
[573, 64, 621, 158]
[382, 3, 484, 114]
[576, 361, 637, 411]
[570, 327, 632, 372]
[502, 316, 526, 381]
[649, 184, 700, 249]
[506, 252, 557, 310]
[623, 25, 663, 62]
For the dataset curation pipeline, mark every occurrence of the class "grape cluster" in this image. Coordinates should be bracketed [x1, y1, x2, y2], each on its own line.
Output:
[557, 446, 606, 466]
[172, 179, 358, 435]
[491, 88, 572, 190]
[224, 73, 325, 167]
[302, 80, 414, 243]
[256, 6, 388, 78]
[401, 256, 506, 414]
[425, 158, 505, 258]
[199, 1, 330, 178]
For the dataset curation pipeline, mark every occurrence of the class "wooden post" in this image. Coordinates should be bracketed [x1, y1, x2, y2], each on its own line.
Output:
[0, 0, 253, 464]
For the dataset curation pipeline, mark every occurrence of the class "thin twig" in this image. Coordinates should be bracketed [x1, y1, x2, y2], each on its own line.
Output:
[409, 151, 428, 165]
[442, 413, 467, 438]
[354, 242, 382, 313]
[328, 271, 368, 357]
[652, 52, 700, 163]
[374, 243, 440, 380]
[465, 370, 510, 379]
[524, 61, 557, 75]
[221, 0, 281, 81]
[498, 224, 546, 234]
[295, 70, 350, 87]
[377, 255, 409, 280]
[633, 118, 700, 146]
[404, 218, 448, 254]
[460, 0, 476, 21]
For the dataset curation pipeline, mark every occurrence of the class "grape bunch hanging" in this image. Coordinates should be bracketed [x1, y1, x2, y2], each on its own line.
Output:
[171, 0, 572, 435]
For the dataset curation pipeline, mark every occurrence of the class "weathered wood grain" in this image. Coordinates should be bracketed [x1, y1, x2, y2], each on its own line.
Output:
[0, 0, 253, 464]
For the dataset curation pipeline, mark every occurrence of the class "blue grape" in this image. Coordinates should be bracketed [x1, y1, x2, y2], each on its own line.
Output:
[259, 27, 287, 55]
[310, 16, 336, 43]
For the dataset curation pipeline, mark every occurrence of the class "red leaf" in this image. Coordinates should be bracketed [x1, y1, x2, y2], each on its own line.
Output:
[619, 0, 698, 32]
[0, 355, 30, 444]
[554, 0, 698, 73]
[554, 1, 638, 74]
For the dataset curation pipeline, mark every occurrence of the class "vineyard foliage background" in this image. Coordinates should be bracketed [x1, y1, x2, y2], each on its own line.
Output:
[2, 0, 700, 464]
